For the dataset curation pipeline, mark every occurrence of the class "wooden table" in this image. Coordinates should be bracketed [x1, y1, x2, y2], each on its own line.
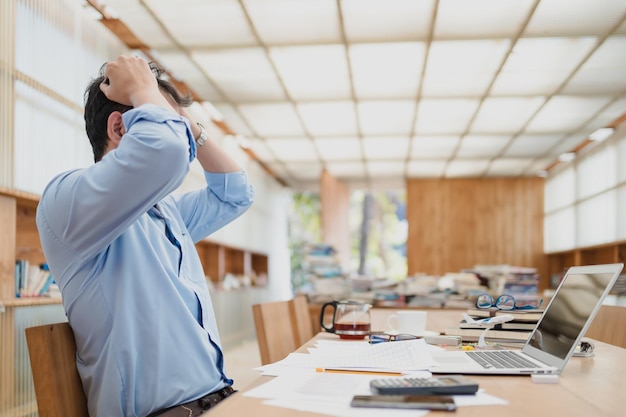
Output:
[206, 308, 624, 417]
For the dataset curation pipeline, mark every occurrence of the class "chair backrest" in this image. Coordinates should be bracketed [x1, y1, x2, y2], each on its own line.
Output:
[585, 305, 626, 348]
[25, 322, 89, 417]
[288, 295, 315, 347]
[252, 300, 297, 365]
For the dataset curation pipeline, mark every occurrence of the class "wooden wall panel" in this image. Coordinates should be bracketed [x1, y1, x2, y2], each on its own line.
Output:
[406, 178, 546, 286]
[320, 170, 350, 270]
[0, 195, 16, 300]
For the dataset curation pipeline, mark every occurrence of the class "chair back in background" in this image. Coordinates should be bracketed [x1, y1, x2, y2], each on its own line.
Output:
[585, 305, 626, 348]
[252, 301, 297, 365]
[25, 322, 89, 417]
[288, 295, 314, 347]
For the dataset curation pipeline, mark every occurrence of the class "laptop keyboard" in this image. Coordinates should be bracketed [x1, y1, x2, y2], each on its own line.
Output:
[467, 350, 541, 369]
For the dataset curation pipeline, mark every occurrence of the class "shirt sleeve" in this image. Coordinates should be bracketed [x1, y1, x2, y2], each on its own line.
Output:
[38, 104, 194, 262]
[173, 171, 255, 243]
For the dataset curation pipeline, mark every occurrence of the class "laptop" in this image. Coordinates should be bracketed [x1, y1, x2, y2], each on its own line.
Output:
[430, 263, 624, 375]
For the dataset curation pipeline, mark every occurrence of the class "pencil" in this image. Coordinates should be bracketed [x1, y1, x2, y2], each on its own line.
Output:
[315, 368, 403, 376]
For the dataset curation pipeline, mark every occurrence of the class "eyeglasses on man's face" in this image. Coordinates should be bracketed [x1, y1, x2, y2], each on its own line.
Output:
[475, 293, 543, 311]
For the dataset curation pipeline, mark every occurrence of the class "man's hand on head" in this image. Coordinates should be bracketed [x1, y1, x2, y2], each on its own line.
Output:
[99, 55, 176, 113]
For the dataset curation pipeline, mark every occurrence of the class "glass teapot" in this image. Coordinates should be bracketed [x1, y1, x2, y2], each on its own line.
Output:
[319, 300, 372, 340]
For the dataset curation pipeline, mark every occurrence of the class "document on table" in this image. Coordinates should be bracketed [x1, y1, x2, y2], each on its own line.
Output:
[277, 338, 438, 371]
[245, 339, 508, 417]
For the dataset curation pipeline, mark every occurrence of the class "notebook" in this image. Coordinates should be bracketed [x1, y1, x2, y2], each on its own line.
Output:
[430, 263, 624, 375]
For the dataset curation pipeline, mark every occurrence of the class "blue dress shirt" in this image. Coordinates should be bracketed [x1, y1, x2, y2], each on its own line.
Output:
[36, 104, 254, 417]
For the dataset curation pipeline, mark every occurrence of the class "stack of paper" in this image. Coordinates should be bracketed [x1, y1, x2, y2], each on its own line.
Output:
[243, 339, 507, 416]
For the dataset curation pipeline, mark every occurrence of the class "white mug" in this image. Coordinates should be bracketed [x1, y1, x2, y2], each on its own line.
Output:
[387, 310, 427, 336]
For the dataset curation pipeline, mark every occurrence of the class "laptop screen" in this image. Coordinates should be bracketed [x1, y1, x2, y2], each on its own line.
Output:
[528, 271, 617, 359]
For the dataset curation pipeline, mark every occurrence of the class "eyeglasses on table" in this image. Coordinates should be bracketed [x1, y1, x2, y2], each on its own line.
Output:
[475, 293, 543, 310]
[368, 332, 421, 344]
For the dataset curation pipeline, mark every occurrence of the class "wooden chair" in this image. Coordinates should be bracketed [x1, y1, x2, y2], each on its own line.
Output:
[25, 322, 89, 417]
[252, 300, 298, 365]
[288, 295, 315, 347]
[585, 305, 626, 349]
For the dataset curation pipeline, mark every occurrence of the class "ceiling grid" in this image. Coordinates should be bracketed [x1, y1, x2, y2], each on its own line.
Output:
[86, 0, 626, 190]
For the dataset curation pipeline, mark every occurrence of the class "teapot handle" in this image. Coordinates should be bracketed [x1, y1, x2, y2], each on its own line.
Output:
[319, 300, 338, 333]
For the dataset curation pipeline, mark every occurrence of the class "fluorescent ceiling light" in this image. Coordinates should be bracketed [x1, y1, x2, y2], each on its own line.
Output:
[558, 152, 576, 162]
[588, 127, 614, 142]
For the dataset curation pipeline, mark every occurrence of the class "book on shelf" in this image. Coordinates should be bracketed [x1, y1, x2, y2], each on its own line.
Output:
[15, 260, 54, 297]
[444, 326, 532, 342]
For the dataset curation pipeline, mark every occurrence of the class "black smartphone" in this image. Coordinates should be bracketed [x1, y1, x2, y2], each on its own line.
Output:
[350, 394, 456, 411]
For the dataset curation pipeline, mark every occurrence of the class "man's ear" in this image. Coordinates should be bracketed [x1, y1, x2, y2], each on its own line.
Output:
[106, 111, 126, 148]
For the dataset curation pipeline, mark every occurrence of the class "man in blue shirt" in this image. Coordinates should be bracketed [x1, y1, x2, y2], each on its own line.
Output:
[36, 56, 254, 416]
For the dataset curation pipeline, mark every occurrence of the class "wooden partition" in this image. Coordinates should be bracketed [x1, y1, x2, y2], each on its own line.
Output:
[320, 169, 350, 270]
[406, 178, 547, 287]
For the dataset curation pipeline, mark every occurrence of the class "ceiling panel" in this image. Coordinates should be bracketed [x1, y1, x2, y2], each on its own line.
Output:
[297, 102, 357, 136]
[245, 0, 341, 45]
[362, 136, 410, 160]
[435, 0, 535, 39]
[526, 96, 614, 133]
[471, 97, 545, 133]
[341, 0, 434, 42]
[410, 135, 460, 159]
[213, 103, 254, 136]
[487, 158, 534, 177]
[283, 161, 324, 180]
[157, 51, 224, 102]
[562, 36, 626, 94]
[358, 101, 416, 135]
[524, 0, 626, 37]
[349, 42, 425, 99]
[415, 99, 480, 134]
[445, 159, 490, 177]
[270, 45, 351, 100]
[145, 0, 256, 47]
[314, 137, 362, 161]
[264, 137, 319, 162]
[422, 39, 510, 97]
[325, 161, 367, 179]
[456, 135, 511, 158]
[491, 37, 599, 96]
[504, 134, 565, 158]
[367, 160, 406, 177]
[407, 160, 447, 177]
[238, 103, 305, 137]
[92, 0, 626, 190]
[103, 0, 176, 48]
[193, 48, 285, 102]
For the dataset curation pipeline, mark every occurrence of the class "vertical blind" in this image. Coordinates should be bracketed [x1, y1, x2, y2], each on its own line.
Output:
[544, 124, 626, 252]
[2, 0, 127, 193]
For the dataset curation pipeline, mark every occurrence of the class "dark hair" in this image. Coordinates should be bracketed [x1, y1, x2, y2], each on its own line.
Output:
[84, 62, 193, 162]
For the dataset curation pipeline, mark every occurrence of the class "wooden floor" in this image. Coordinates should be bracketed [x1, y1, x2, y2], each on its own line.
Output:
[223, 338, 263, 391]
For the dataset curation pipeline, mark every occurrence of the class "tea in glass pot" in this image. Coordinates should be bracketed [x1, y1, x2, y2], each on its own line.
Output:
[319, 300, 372, 340]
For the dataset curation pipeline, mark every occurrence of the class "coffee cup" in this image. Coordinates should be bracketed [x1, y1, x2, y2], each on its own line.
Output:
[387, 310, 427, 336]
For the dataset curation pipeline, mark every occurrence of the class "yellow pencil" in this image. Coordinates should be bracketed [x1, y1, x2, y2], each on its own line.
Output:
[315, 368, 403, 376]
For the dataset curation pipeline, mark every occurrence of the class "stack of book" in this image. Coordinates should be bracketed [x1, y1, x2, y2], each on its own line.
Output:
[444, 307, 545, 344]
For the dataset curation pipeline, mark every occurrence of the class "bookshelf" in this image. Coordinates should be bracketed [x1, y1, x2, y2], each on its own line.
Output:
[194, 240, 269, 286]
[546, 241, 626, 286]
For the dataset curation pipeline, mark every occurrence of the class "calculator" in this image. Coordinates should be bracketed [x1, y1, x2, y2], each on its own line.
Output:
[370, 375, 479, 395]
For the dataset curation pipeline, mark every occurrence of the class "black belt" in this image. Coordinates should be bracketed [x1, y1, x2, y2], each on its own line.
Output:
[147, 386, 236, 417]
